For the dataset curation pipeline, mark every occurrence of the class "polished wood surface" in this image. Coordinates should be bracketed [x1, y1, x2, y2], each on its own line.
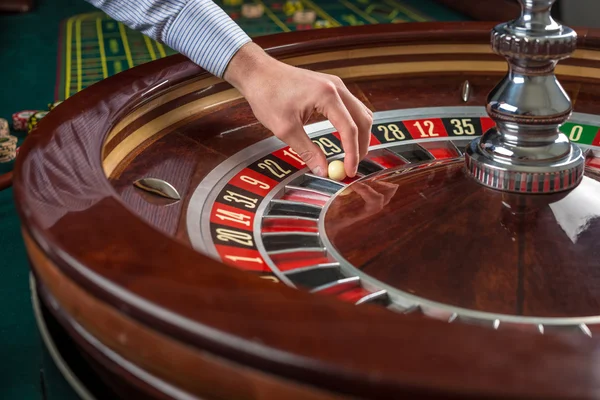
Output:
[325, 160, 600, 318]
[28, 233, 344, 400]
[106, 38, 600, 246]
[13, 23, 600, 399]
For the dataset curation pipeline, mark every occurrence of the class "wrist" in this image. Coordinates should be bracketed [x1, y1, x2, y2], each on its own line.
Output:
[224, 42, 274, 95]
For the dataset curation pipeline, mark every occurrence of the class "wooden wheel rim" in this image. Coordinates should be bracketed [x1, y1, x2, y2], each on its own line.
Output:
[14, 23, 600, 399]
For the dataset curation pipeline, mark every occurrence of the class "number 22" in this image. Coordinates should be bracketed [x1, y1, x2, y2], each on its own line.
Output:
[257, 159, 291, 179]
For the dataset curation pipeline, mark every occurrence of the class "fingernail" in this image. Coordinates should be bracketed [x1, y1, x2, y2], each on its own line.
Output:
[313, 166, 325, 177]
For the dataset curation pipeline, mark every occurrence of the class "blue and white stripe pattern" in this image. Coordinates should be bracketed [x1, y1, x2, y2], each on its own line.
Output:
[85, 0, 252, 77]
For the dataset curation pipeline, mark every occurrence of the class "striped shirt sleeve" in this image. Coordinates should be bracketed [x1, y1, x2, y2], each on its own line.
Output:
[85, 0, 252, 77]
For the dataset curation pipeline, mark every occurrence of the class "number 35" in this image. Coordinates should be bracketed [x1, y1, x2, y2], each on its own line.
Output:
[450, 118, 475, 135]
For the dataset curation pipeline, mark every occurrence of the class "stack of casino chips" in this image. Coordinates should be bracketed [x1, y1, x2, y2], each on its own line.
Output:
[48, 100, 62, 111]
[11, 101, 62, 134]
[0, 118, 18, 163]
[0, 118, 8, 136]
[27, 101, 62, 133]
[241, 3, 264, 18]
[27, 111, 49, 133]
[12, 110, 37, 131]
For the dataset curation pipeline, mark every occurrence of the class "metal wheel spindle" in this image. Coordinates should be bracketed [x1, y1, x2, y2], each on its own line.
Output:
[465, 0, 584, 193]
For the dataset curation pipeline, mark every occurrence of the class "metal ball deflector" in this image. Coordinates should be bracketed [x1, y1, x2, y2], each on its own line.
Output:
[465, 0, 585, 193]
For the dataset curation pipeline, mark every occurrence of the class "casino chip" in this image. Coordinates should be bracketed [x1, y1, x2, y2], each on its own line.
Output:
[0, 118, 9, 136]
[0, 152, 16, 163]
[28, 111, 49, 133]
[0, 135, 18, 163]
[0, 135, 17, 145]
[293, 10, 316, 24]
[48, 101, 63, 111]
[241, 3, 264, 18]
[12, 110, 37, 131]
[315, 20, 333, 28]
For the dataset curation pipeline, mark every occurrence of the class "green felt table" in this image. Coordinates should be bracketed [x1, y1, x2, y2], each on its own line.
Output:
[0, 0, 468, 398]
[0, 3, 99, 398]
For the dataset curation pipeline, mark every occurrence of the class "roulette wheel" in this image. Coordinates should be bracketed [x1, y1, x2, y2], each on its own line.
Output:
[13, 0, 600, 398]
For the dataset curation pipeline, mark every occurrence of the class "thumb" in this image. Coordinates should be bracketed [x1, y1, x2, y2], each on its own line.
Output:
[280, 127, 328, 177]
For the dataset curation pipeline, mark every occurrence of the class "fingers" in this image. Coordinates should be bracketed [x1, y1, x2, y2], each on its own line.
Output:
[248, 66, 373, 181]
[279, 124, 328, 177]
[337, 85, 373, 161]
[316, 85, 360, 177]
[316, 77, 373, 178]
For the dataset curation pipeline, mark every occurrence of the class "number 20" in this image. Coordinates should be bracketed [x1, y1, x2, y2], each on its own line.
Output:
[216, 228, 253, 247]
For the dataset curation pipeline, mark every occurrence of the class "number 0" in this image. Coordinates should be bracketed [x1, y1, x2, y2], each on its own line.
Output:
[569, 125, 584, 142]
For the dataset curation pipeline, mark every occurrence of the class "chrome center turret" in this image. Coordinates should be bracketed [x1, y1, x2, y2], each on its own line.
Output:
[465, 0, 584, 193]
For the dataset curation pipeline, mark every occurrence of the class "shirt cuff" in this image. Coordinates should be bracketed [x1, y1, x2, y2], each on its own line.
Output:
[164, 0, 252, 78]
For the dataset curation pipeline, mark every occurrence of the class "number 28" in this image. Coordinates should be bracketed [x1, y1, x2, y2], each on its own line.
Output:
[376, 124, 405, 141]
